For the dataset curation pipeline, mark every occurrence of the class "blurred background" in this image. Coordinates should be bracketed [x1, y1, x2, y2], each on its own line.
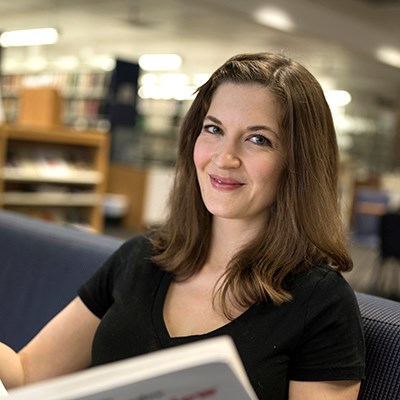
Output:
[0, 0, 399, 299]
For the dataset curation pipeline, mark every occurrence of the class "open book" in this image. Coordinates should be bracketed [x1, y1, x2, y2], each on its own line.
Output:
[2, 336, 258, 400]
[0, 379, 7, 398]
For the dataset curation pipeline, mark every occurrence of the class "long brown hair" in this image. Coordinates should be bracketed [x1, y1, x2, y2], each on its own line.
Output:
[151, 52, 352, 315]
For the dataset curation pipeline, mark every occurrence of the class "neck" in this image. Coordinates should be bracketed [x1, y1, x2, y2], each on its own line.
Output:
[205, 217, 262, 272]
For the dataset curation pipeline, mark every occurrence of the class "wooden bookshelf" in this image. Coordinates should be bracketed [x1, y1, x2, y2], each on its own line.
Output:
[0, 124, 109, 232]
[0, 71, 109, 129]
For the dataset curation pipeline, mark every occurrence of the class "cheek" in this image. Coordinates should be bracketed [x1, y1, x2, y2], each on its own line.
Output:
[256, 159, 284, 191]
[193, 137, 208, 172]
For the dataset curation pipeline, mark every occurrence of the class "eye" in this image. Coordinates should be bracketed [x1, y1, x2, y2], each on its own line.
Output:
[203, 124, 223, 135]
[248, 134, 273, 147]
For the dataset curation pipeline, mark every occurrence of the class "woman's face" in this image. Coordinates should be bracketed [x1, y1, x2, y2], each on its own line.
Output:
[194, 82, 285, 229]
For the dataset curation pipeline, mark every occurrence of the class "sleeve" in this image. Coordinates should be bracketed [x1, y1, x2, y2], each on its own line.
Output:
[289, 270, 366, 381]
[77, 242, 125, 319]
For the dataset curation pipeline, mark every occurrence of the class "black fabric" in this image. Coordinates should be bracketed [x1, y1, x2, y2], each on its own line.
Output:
[356, 293, 400, 400]
[78, 235, 365, 400]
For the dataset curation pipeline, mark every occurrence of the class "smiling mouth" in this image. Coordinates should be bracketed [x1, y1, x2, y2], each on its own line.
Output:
[209, 174, 243, 190]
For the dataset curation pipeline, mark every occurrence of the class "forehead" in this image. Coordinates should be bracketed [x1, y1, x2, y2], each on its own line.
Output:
[210, 82, 278, 108]
[207, 82, 282, 129]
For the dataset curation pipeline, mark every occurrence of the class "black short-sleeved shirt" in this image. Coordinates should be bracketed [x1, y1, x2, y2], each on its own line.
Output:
[78, 235, 365, 400]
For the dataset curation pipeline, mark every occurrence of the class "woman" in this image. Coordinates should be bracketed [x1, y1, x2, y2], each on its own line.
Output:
[0, 52, 365, 399]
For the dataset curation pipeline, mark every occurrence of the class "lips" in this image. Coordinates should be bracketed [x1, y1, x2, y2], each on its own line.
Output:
[209, 174, 244, 190]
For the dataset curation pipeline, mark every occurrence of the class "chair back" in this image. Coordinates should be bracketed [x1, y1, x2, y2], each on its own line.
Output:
[357, 292, 400, 400]
[0, 210, 123, 351]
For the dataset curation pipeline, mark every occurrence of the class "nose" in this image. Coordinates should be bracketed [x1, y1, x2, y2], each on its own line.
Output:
[212, 139, 241, 169]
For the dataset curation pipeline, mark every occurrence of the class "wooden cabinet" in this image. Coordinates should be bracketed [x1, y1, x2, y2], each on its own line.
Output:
[0, 124, 109, 232]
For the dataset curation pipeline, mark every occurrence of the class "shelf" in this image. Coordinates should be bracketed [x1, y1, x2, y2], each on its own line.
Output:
[2, 167, 102, 184]
[0, 124, 109, 232]
[0, 124, 108, 146]
[2, 192, 102, 206]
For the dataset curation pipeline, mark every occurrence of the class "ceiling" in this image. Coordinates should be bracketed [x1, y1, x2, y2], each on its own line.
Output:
[1, 0, 400, 104]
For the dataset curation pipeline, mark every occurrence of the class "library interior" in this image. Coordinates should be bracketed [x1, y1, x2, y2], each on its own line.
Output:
[0, 0, 399, 301]
[1, 2, 400, 399]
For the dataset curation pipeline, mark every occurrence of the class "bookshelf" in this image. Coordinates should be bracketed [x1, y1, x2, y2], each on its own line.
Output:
[0, 71, 109, 129]
[0, 69, 188, 168]
[0, 124, 109, 232]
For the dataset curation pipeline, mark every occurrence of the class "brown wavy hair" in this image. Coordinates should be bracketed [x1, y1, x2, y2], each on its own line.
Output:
[151, 52, 352, 316]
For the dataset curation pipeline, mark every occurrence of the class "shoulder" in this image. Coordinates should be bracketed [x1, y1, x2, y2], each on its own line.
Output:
[78, 234, 163, 318]
[288, 263, 362, 329]
[116, 233, 154, 260]
[82, 233, 160, 287]
[290, 263, 353, 298]
[286, 264, 365, 380]
[108, 233, 161, 278]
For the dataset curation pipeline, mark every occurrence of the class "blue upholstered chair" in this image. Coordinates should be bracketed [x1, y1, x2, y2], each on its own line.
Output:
[356, 292, 400, 400]
[0, 210, 123, 351]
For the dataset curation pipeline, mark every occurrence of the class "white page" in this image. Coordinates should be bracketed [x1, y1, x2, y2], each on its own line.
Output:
[0, 379, 8, 397]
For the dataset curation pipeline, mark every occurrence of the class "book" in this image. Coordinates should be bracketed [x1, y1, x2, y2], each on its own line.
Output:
[2, 336, 258, 400]
[0, 379, 7, 397]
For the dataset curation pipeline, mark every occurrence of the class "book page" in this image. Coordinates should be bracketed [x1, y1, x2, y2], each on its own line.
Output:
[0, 379, 8, 397]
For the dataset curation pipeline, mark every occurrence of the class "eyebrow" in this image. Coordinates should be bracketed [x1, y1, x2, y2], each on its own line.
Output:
[204, 115, 279, 138]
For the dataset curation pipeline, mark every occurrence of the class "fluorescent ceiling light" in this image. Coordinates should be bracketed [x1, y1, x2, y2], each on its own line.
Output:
[27, 56, 48, 71]
[159, 73, 189, 87]
[324, 90, 352, 107]
[53, 56, 79, 70]
[139, 54, 182, 71]
[89, 55, 116, 71]
[0, 28, 58, 47]
[139, 73, 158, 86]
[138, 84, 196, 101]
[376, 46, 400, 69]
[254, 7, 294, 32]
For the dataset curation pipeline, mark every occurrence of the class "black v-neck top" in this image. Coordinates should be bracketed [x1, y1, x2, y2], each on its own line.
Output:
[153, 272, 260, 346]
[78, 235, 365, 400]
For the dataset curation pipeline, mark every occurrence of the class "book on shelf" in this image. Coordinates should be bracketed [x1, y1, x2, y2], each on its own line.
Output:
[2, 167, 101, 184]
[1, 336, 258, 400]
[1, 71, 109, 126]
[4, 146, 101, 184]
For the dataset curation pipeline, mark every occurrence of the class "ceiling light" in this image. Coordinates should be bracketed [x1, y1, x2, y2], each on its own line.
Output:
[159, 73, 189, 87]
[89, 55, 116, 71]
[138, 54, 182, 71]
[27, 57, 48, 71]
[0, 28, 58, 47]
[324, 90, 352, 107]
[53, 56, 79, 70]
[139, 73, 158, 86]
[253, 7, 295, 32]
[376, 46, 400, 69]
[138, 84, 196, 101]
